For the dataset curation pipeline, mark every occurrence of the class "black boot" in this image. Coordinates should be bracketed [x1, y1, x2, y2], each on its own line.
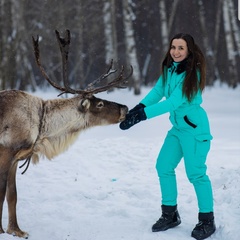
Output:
[152, 205, 181, 232]
[191, 212, 216, 240]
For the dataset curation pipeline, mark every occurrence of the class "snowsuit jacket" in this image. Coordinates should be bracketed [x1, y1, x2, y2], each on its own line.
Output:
[140, 61, 212, 141]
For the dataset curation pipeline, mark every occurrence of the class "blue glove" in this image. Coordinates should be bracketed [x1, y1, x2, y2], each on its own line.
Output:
[119, 107, 147, 130]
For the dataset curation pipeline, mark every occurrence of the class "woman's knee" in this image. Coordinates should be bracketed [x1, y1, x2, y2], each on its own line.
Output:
[156, 158, 175, 177]
[186, 169, 209, 184]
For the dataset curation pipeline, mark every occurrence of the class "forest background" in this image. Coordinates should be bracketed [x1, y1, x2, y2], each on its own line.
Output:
[0, 0, 239, 94]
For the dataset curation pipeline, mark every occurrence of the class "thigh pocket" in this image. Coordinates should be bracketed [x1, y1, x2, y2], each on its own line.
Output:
[195, 134, 213, 158]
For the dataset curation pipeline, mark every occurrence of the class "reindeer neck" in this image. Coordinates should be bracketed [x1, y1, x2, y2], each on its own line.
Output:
[40, 97, 86, 137]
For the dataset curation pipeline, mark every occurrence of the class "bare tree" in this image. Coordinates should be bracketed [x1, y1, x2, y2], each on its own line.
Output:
[12, 1, 37, 90]
[159, 0, 179, 52]
[103, 0, 118, 65]
[212, 0, 223, 81]
[159, 0, 168, 52]
[67, 1, 85, 89]
[197, 0, 215, 85]
[222, 0, 238, 87]
[0, 0, 16, 90]
[123, 0, 141, 94]
[228, 0, 240, 79]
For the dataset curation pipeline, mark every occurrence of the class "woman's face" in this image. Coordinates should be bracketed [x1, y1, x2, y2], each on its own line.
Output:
[170, 39, 189, 62]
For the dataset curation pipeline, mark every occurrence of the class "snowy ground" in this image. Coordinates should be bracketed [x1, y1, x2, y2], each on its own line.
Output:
[1, 83, 240, 240]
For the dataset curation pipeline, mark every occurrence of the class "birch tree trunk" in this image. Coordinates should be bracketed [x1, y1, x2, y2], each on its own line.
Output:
[222, 0, 238, 87]
[228, 0, 240, 55]
[159, 0, 168, 52]
[69, 1, 85, 89]
[103, 0, 118, 65]
[228, 0, 240, 84]
[159, 0, 179, 57]
[197, 0, 215, 85]
[123, 0, 141, 95]
[2, 0, 16, 89]
[12, 0, 36, 90]
[168, 0, 180, 32]
[213, 0, 223, 80]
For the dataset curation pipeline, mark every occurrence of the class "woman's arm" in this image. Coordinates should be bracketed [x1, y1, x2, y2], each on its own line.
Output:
[140, 75, 165, 107]
[144, 80, 187, 119]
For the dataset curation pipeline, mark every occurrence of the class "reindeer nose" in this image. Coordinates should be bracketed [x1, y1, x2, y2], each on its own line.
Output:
[119, 105, 128, 122]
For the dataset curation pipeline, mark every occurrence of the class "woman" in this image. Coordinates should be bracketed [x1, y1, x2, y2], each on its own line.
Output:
[120, 33, 216, 240]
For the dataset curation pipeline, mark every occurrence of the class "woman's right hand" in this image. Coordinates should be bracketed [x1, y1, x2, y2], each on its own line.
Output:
[128, 103, 145, 114]
[119, 105, 147, 130]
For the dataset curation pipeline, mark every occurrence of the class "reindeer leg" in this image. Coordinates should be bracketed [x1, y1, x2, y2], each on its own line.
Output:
[0, 171, 7, 234]
[6, 162, 29, 238]
[0, 147, 12, 234]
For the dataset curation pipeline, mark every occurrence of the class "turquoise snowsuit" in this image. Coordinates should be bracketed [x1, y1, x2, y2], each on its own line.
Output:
[140, 62, 213, 213]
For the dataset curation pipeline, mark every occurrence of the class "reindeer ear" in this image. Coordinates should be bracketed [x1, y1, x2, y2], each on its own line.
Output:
[78, 99, 90, 112]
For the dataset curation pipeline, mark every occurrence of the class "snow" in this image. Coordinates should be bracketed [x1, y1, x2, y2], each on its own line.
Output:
[1, 83, 240, 240]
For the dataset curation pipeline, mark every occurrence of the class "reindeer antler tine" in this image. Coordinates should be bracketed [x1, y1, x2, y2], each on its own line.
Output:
[32, 34, 66, 92]
[55, 29, 80, 95]
[32, 35, 39, 62]
[84, 64, 133, 95]
[108, 65, 133, 89]
[125, 65, 133, 82]
[106, 59, 114, 74]
[118, 65, 133, 87]
[84, 60, 118, 91]
[55, 29, 71, 49]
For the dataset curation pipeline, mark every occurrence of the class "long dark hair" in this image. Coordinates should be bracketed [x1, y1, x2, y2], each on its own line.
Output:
[161, 33, 206, 102]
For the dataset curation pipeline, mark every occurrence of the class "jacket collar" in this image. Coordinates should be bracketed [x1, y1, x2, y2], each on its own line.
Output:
[169, 58, 188, 74]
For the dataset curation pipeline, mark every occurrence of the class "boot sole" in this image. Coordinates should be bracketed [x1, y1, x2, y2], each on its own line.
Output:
[191, 228, 216, 240]
[152, 220, 181, 232]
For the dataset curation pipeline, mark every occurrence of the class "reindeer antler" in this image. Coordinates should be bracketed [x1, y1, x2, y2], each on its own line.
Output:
[32, 35, 66, 92]
[32, 29, 133, 97]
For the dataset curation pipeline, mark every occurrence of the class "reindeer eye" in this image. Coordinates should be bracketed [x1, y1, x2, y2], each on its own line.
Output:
[97, 101, 104, 108]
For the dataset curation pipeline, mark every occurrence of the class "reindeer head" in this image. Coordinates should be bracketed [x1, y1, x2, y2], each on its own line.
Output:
[77, 95, 128, 126]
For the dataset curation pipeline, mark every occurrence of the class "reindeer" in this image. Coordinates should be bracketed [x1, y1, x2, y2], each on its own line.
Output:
[0, 30, 132, 238]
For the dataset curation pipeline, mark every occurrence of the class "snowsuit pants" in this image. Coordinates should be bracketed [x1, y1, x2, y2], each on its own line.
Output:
[156, 127, 213, 213]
